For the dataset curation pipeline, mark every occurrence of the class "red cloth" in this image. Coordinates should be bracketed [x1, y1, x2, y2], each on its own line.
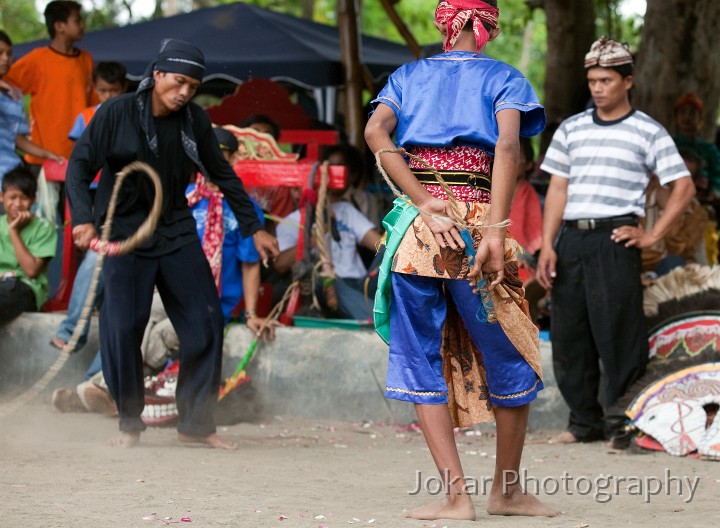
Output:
[408, 145, 492, 203]
[509, 179, 542, 255]
[186, 174, 224, 292]
[435, 1, 499, 53]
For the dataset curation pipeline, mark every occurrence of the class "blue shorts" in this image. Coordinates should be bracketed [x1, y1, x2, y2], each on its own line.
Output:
[386, 272, 542, 407]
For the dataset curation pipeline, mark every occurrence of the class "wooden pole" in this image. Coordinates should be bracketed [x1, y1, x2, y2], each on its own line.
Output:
[379, 0, 423, 59]
[337, 0, 365, 148]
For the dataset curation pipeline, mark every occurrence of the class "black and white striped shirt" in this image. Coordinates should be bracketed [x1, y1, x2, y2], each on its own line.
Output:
[540, 109, 689, 220]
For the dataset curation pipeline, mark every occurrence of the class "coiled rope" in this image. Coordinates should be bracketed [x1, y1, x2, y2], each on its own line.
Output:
[0, 162, 163, 419]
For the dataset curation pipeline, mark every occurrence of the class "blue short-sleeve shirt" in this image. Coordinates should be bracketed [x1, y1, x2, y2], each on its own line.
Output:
[372, 51, 545, 154]
[0, 88, 30, 181]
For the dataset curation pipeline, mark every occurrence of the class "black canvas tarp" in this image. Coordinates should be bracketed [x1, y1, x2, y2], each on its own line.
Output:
[13, 2, 415, 87]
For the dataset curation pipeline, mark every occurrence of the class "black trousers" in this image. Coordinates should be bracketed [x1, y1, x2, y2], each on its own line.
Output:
[100, 241, 224, 435]
[0, 278, 36, 323]
[551, 225, 648, 440]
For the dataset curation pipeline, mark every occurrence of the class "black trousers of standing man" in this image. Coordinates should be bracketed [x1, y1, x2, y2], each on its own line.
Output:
[550, 223, 648, 441]
[100, 240, 224, 436]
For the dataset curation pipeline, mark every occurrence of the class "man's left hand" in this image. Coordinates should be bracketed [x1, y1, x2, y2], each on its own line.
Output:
[610, 224, 657, 249]
[253, 229, 280, 265]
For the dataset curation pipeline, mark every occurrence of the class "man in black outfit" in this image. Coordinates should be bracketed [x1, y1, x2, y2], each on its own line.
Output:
[67, 39, 278, 449]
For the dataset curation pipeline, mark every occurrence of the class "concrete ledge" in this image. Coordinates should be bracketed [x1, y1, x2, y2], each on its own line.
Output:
[0, 314, 569, 429]
[0, 313, 101, 398]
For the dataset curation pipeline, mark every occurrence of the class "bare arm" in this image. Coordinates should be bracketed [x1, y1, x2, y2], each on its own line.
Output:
[467, 109, 521, 289]
[241, 261, 260, 317]
[364, 103, 465, 250]
[241, 261, 276, 340]
[8, 213, 47, 278]
[359, 228, 382, 252]
[15, 135, 64, 163]
[273, 246, 296, 275]
[536, 175, 569, 290]
[612, 176, 695, 248]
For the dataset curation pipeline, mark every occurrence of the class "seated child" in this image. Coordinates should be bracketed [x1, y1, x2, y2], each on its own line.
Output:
[0, 167, 57, 323]
[274, 145, 383, 320]
[186, 127, 273, 334]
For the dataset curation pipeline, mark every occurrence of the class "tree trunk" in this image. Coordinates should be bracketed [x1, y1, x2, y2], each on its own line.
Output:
[302, 0, 315, 19]
[337, 0, 364, 149]
[634, 0, 720, 140]
[530, 0, 595, 151]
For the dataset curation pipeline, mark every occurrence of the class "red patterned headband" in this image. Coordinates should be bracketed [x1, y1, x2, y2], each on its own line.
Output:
[435, 1, 500, 53]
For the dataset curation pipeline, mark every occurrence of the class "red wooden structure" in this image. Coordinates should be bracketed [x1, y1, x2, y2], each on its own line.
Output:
[230, 129, 344, 321]
[42, 130, 343, 322]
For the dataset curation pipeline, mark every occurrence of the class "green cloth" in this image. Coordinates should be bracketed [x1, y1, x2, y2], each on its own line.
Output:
[373, 197, 419, 344]
[0, 214, 57, 309]
[674, 133, 720, 193]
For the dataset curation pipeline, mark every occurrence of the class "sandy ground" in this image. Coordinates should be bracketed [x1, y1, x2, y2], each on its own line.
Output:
[1, 403, 719, 528]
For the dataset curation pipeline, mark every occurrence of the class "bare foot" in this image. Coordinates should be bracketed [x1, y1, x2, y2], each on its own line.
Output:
[403, 496, 475, 521]
[177, 432, 237, 450]
[548, 430, 577, 444]
[49, 337, 66, 350]
[107, 431, 141, 448]
[487, 488, 559, 517]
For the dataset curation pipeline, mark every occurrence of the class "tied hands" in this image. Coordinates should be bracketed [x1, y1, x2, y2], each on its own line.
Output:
[419, 197, 505, 290]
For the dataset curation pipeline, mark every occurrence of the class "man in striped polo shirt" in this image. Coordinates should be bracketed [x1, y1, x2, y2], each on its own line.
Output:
[536, 37, 695, 448]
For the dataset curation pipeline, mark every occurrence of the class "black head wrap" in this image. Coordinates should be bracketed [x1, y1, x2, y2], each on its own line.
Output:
[155, 38, 205, 81]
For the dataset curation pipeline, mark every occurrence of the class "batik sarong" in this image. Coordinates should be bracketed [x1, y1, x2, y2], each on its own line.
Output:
[376, 145, 543, 427]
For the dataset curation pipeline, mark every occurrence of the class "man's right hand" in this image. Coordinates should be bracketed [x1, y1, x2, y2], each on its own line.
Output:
[72, 224, 97, 251]
[536, 246, 557, 290]
[252, 229, 280, 266]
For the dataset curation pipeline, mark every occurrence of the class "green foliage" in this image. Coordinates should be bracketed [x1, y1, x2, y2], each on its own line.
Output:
[0, 0, 45, 43]
[593, 0, 642, 49]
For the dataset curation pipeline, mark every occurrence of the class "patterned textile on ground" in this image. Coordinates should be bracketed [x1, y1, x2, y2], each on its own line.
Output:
[625, 360, 720, 459]
[648, 311, 720, 361]
[141, 358, 258, 427]
[141, 360, 179, 426]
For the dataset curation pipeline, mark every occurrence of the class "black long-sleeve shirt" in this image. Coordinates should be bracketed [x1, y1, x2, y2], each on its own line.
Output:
[66, 93, 262, 256]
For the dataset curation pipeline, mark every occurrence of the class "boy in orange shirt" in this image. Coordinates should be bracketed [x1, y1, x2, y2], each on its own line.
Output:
[5, 1, 98, 165]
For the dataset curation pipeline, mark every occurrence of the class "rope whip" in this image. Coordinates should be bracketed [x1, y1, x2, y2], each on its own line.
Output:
[374, 148, 508, 323]
[0, 162, 163, 419]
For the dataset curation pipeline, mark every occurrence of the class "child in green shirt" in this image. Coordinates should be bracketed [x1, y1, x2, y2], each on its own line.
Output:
[0, 167, 57, 322]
